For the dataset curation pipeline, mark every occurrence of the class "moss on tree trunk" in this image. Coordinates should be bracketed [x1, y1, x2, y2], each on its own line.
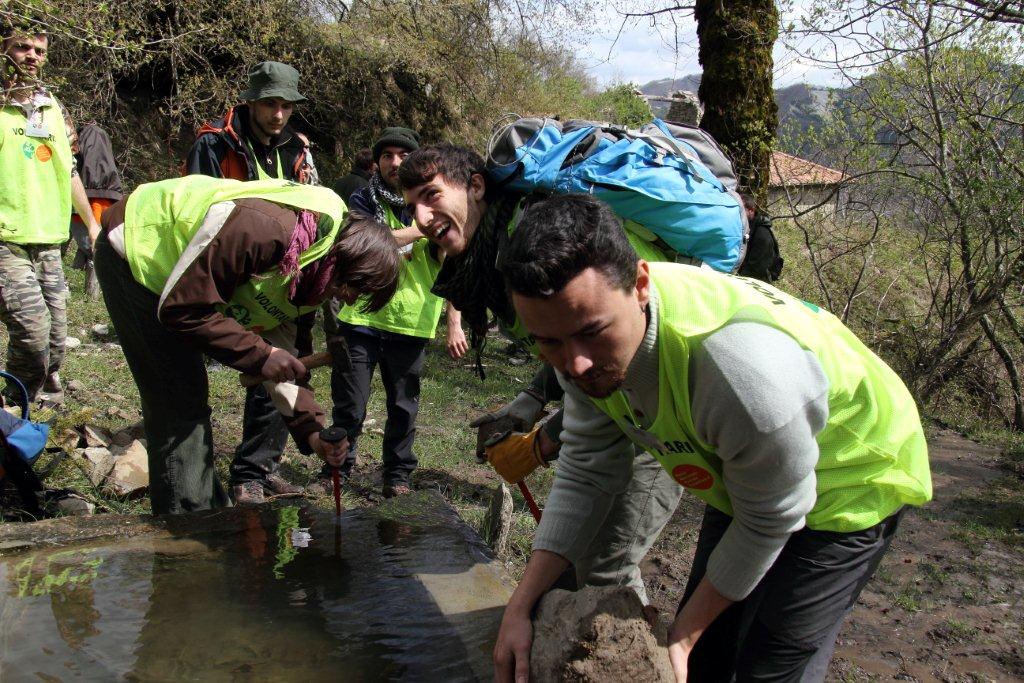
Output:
[695, 0, 779, 203]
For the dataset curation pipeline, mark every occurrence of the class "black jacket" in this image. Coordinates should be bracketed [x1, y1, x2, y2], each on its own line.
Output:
[185, 104, 317, 184]
[331, 167, 371, 205]
[76, 123, 123, 201]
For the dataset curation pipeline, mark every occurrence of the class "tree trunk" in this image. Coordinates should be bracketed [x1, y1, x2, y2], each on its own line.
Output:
[695, 0, 779, 204]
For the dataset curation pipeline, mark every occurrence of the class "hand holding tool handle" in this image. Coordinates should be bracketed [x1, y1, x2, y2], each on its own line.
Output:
[239, 350, 333, 388]
[320, 426, 347, 517]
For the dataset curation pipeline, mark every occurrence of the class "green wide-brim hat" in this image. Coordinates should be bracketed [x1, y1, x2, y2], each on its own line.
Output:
[240, 61, 307, 102]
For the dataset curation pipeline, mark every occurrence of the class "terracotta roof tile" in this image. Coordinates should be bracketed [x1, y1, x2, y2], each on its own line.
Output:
[769, 151, 849, 187]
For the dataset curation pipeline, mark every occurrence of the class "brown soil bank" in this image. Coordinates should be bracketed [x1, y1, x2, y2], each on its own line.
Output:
[640, 429, 1024, 681]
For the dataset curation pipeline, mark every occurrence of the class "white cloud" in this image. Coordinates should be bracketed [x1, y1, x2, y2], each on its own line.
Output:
[576, 5, 849, 89]
[579, 17, 700, 87]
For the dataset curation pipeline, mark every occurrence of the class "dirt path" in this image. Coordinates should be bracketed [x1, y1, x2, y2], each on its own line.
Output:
[641, 429, 1024, 682]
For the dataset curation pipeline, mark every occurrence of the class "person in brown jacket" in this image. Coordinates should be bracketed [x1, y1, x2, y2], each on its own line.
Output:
[94, 176, 400, 514]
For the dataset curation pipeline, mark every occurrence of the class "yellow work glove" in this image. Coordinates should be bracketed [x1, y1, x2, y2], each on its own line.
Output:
[484, 426, 547, 484]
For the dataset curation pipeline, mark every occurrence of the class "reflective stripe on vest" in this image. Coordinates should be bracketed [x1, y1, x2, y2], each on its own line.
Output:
[124, 176, 346, 333]
[590, 263, 932, 532]
[0, 99, 74, 244]
[338, 203, 445, 338]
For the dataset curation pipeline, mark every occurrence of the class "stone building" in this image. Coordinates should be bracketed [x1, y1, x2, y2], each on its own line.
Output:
[767, 151, 850, 215]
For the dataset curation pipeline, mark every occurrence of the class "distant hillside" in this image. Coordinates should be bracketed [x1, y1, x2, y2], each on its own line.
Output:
[637, 75, 843, 156]
[638, 75, 703, 97]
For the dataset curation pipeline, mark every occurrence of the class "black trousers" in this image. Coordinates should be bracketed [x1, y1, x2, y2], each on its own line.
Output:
[229, 385, 289, 484]
[681, 505, 903, 683]
[94, 234, 229, 513]
[324, 324, 426, 485]
[229, 313, 314, 485]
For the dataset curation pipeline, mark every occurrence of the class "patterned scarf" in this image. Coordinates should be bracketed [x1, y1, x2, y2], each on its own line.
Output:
[368, 171, 407, 225]
[281, 210, 339, 305]
[430, 195, 522, 377]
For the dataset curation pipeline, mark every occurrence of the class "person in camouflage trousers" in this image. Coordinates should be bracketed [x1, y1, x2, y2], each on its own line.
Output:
[0, 246, 68, 397]
[1, 20, 101, 404]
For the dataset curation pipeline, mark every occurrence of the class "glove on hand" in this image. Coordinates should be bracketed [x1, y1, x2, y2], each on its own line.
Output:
[469, 390, 544, 433]
[484, 427, 546, 484]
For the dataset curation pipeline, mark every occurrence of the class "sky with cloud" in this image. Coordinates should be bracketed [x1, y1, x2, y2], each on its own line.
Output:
[576, 7, 852, 89]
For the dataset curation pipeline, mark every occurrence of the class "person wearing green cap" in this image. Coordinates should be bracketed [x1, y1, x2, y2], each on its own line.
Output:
[307, 127, 465, 499]
[186, 61, 318, 184]
[185, 60, 320, 505]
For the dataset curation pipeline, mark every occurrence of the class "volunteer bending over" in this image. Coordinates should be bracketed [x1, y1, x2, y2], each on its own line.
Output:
[95, 176, 400, 514]
[492, 195, 931, 682]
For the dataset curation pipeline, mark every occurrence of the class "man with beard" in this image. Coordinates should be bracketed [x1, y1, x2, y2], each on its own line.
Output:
[491, 194, 932, 682]
[1, 19, 102, 406]
[185, 61, 318, 504]
[308, 128, 465, 499]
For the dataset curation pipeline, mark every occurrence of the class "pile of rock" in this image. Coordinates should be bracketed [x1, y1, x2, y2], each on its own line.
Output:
[61, 422, 149, 500]
[530, 585, 674, 682]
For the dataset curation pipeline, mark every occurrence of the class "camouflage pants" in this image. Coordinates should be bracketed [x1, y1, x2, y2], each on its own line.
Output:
[0, 242, 68, 402]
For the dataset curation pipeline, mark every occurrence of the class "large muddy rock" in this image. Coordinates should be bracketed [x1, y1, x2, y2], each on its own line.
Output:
[531, 586, 674, 682]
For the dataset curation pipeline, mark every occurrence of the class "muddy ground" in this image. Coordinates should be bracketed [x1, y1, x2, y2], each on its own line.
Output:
[639, 429, 1024, 681]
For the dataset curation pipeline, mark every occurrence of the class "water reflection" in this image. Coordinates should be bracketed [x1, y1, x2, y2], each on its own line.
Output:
[0, 497, 510, 681]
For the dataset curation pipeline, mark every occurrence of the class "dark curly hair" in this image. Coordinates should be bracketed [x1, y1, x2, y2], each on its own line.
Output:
[500, 194, 638, 298]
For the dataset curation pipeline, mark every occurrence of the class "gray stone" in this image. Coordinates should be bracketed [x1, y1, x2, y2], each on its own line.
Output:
[81, 446, 115, 486]
[667, 90, 703, 125]
[531, 586, 674, 682]
[66, 379, 85, 393]
[481, 483, 514, 556]
[64, 336, 82, 350]
[111, 421, 146, 446]
[81, 424, 113, 447]
[103, 440, 149, 497]
[54, 495, 95, 516]
[110, 429, 134, 447]
[0, 540, 34, 553]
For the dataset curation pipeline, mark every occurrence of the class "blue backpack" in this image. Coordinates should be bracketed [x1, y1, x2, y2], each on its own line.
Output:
[0, 371, 50, 466]
[486, 117, 748, 273]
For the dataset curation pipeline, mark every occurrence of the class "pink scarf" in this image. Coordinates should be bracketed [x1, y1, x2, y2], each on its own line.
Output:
[281, 210, 339, 305]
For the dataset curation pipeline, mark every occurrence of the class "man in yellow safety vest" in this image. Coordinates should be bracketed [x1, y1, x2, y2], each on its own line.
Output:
[492, 194, 932, 682]
[0, 18, 102, 406]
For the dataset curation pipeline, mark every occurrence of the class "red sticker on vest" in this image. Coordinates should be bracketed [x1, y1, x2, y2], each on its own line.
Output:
[672, 464, 713, 490]
[35, 145, 51, 162]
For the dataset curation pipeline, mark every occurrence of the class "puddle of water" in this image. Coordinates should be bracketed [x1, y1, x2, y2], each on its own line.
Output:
[0, 497, 510, 682]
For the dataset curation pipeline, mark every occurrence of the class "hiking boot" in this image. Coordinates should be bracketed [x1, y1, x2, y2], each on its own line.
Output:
[231, 481, 266, 505]
[43, 372, 62, 393]
[39, 372, 64, 406]
[263, 472, 302, 496]
[382, 483, 412, 499]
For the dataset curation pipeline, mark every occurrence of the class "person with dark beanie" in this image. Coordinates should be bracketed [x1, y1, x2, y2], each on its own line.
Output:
[308, 127, 466, 499]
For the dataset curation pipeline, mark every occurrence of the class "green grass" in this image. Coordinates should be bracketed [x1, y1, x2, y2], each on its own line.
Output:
[918, 561, 950, 588]
[931, 618, 978, 644]
[891, 584, 923, 612]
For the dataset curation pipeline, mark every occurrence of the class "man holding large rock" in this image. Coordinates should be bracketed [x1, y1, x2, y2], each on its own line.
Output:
[491, 194, 932, 682]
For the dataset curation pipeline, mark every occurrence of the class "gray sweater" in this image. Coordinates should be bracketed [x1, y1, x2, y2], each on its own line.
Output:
[534, 286, 831, 601]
